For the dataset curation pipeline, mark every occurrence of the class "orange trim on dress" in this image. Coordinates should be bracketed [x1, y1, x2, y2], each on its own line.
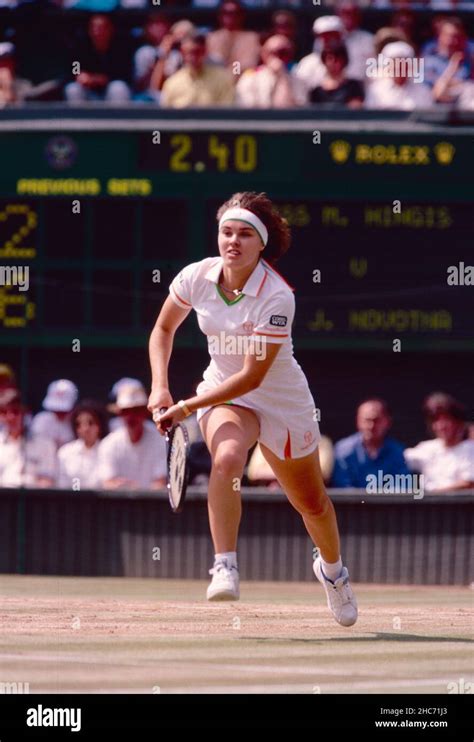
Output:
[284, 429, 292, 459]
[256, 270, 268, 297]
[261, 259, 295, 292]
[254, 331, 288, 338]
[172, 287, 192, 306]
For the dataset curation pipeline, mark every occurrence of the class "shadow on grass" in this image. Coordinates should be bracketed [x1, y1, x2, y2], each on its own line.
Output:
[243, 633, 474, 644]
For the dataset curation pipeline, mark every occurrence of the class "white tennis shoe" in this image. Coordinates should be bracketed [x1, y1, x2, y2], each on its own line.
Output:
[313, 556, 358, 627]
[206, 559, 240, 601]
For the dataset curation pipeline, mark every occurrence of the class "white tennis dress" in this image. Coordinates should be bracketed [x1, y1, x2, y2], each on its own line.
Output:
[169, 256, 320, 460]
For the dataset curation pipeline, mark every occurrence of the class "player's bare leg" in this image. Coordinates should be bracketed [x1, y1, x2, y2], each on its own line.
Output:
[199, 404, 260, 600]
[259, 445, 339, 560]
[259, 443, 358, 626]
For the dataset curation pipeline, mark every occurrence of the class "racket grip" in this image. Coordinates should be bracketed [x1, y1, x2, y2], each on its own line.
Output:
[158, 406, 172, 430]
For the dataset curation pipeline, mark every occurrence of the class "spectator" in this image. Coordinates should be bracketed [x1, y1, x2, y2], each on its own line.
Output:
[332, 398, 410, 488]
[236, 35, 307, 108]
[456, 80, 474, 109]
[64, 0, 119, 9]
[0, 363, 15, 390]
[0, 389, 56, 488]
[107, 377, 155, 432]
[309, 42, 365, 107]
[97, 383, 167, 490]
[432, 50, 473, 104]
[337, 0, 375, 81]
[424, 17, 473, 88]
[248, 435, 334, 489]
[161, 33, 234, 108]
[0, 42, 33, 106]
[0, 363, 17, 438]
[365, 41, 433, 109]
[31, 379, 78, 450]
[65, 14, 132, 103]
[57, 400, 108, 490]
[404, 393, 474, 492]
[421, 13, 450, 56]
[148, 20, 196, 99]
[269, 9, 296, 44]
[391, 8, 418, 49]
[207, 0, 261, 73]
[193, 0, 281, 5]
[120, 0, 146, 7]
[429, 1, 473, 9]
[265, 9, 303, 63]
[133, 12, 171, 100]
[371, 1, 416, 7]
[374, 26, 409, 56]
[295, 16, 345, 93]
[247, 442, 279, 489]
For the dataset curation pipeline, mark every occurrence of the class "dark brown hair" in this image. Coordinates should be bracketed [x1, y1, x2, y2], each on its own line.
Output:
[422, 392, 466, 423]
[216, 192, 290, 265]
[72, 399, 109, 440]
[321, 42, 349, 68]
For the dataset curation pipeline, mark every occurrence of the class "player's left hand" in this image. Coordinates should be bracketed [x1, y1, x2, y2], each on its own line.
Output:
[153, 404, 186, 433]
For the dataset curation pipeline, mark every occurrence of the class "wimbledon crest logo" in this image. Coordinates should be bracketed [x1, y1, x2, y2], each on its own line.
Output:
[433, 142, 456, 166]
[330, 140, 351, 164]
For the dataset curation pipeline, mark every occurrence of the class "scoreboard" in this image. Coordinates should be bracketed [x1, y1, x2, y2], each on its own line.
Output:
[0, 119, 472, 351]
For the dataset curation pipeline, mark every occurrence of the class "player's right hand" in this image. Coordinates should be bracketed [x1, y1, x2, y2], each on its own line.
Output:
[148, 387, 174, 427]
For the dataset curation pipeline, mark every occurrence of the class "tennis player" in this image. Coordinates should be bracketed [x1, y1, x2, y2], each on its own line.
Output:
[148, 191, 357, 626]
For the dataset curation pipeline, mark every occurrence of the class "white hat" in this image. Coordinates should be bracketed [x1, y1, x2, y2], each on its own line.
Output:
[0, 42, 14, 59]
[116, 383, 148, 410]
[110, 377, 142, 401]
[382, 41, 415, 60]
[313, 16, 344, 36]
[43, 379, 78, 412]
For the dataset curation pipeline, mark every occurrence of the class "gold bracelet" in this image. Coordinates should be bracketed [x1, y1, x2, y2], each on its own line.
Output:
[177, 400, 192, 418]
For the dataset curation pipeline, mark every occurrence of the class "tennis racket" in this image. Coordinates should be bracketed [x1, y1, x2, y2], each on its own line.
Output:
[159, 407, 190, 513]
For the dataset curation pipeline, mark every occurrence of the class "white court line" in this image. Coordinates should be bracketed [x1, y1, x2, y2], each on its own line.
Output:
[2, 653, 469, 676]
[32, 677, 472, 695]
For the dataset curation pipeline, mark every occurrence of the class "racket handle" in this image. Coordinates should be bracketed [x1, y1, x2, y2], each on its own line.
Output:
[158, 406, 172, 430]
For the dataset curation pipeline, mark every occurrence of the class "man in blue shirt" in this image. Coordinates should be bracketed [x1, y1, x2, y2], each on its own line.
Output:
[332, 398, 409, 488]
[424, 17, 473, 89]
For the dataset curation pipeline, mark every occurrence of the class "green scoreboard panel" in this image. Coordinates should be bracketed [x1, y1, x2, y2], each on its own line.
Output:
[0, 122, 472, 351]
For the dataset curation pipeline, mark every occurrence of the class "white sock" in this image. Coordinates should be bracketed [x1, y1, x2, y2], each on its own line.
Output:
[321, 556, 343, 582]
[215, 551, 238, 569]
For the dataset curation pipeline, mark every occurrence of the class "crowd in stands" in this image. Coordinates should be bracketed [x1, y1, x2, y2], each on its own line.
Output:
[0, 1, 473, 109]
[0, 363, 472, 493]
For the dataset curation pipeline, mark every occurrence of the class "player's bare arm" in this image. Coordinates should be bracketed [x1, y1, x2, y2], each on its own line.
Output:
[148, 296, 192, 417]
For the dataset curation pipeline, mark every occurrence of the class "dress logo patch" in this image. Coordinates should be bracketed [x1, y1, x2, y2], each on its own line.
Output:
[301, 430, 315, 451]
[269, 315, 287, 327]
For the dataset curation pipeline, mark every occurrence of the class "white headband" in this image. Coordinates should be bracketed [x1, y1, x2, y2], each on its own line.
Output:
[219, 207, 268, 246]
